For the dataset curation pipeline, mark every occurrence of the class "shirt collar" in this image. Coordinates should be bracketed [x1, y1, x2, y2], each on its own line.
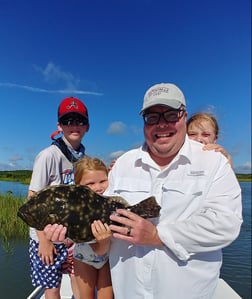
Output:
[136, 136, 191, 169]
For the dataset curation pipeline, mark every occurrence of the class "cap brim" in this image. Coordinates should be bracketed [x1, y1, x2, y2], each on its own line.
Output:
[140, 100, 183, 114]
[58, 112, 88, 121]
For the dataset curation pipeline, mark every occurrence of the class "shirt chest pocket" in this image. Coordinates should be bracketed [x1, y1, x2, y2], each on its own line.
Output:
[160, 179, 207, 220]
[113, 177, 151, 205]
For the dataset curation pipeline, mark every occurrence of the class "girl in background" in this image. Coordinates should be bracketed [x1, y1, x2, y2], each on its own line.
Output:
[187, 112, 232, 167]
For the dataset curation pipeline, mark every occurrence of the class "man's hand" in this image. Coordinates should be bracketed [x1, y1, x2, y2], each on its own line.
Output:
[109, 209, 162, 246]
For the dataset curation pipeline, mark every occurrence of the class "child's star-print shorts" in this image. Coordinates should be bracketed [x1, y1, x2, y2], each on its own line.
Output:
[29, 239, 68, 288]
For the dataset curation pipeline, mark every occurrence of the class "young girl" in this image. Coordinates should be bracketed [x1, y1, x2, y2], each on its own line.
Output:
[46, 157, 113, 299]
[73, 156, 113, 299]
[187, 112, 232, 166]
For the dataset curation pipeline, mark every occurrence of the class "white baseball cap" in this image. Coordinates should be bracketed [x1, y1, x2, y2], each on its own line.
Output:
[140, 83, 186, 114]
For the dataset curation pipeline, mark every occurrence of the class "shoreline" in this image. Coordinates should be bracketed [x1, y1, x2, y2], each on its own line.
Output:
[0, 171, 251, 184]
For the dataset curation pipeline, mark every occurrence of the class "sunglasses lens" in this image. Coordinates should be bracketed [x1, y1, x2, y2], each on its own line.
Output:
[143, 114, 160, 125]
[143, 109, 185, 125]
[163, 111, 180, 122]
[61, 118, 88, 126]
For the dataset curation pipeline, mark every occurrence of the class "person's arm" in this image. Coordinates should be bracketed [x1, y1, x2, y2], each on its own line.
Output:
[109, 154, 242, 262]
[37, 230, 57, 265]
[44, 222, 112, 256]
[156, 162, 242, 261]
[28, 190, 57, 266]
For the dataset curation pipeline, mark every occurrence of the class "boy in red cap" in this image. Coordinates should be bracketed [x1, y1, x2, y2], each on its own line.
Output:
[28, 97, 89, 299]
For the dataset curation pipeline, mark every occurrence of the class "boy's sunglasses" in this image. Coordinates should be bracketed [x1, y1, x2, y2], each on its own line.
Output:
[61, 118, 88, 126]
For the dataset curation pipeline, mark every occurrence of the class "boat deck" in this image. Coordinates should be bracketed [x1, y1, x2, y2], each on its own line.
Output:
[27, 274, 242, 299]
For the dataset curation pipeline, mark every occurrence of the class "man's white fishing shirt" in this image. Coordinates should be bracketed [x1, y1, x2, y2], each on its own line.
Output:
[105, 136, 242, 299]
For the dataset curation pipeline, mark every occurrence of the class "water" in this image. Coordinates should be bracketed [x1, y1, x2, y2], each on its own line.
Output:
[0, 181, 251, 298]
[0, 239, 33, 297]
[0, 180, 28, 197]
[220, 182, 251, 298]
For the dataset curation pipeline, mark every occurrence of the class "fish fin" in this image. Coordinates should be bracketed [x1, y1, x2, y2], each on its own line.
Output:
[105, 195, 129, 207]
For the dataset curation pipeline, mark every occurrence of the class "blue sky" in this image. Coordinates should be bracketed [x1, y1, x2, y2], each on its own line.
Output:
[0, 0, 251, 173]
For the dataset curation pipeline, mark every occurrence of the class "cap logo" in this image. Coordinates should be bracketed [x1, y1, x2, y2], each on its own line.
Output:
[147, 87, 170, 99]
[66, 100, 79, 111]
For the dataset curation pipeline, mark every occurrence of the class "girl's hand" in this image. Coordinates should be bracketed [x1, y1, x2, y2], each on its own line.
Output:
[91, 220, 112, 242]
[90, 220, 112, 255]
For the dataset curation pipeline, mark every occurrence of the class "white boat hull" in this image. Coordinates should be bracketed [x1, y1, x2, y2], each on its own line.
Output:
[27, 275, 242, 299]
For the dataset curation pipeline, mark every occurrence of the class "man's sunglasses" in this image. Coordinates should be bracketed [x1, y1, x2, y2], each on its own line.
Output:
[143, 108, 185, 125]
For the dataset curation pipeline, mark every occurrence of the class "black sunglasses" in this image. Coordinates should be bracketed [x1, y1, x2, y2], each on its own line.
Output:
[61, 118, 88, 126]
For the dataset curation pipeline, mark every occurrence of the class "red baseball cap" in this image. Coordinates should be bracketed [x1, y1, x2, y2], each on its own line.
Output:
[58, 97, 88, 121]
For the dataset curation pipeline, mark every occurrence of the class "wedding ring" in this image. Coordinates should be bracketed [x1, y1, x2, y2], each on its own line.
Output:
[127, 226, 131, 236]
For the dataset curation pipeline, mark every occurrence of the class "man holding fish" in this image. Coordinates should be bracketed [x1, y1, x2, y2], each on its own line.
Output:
[43, 83, 242, 299]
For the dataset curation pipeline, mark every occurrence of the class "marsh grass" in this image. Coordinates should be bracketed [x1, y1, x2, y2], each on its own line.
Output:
[0, 170, 32, 184]
[0, 193, 29, 252]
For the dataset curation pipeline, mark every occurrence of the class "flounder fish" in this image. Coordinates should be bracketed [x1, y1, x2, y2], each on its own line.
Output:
[17, 184, 161, 243]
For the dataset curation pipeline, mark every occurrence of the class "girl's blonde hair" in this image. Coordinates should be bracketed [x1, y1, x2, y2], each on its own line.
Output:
[74, 156, 108, 184]
[186, 113, 219, 139]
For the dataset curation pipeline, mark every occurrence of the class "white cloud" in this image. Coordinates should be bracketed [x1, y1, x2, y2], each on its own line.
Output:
[0, 82, 103, 96]
[9, 155, 23, 162]
[107, 121, 127, 135]
[0, 61, 103, 96]
[234, 162, 251, 174]
[35, 62, 76, 83]
[109, 151, 125, 160]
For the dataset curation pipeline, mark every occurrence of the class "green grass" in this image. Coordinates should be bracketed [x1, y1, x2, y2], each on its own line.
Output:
[0, 193, 29, 252]
[236, 173, 252, 182]
[0, 170, 251, 183]
[0, 170, 32, 184]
